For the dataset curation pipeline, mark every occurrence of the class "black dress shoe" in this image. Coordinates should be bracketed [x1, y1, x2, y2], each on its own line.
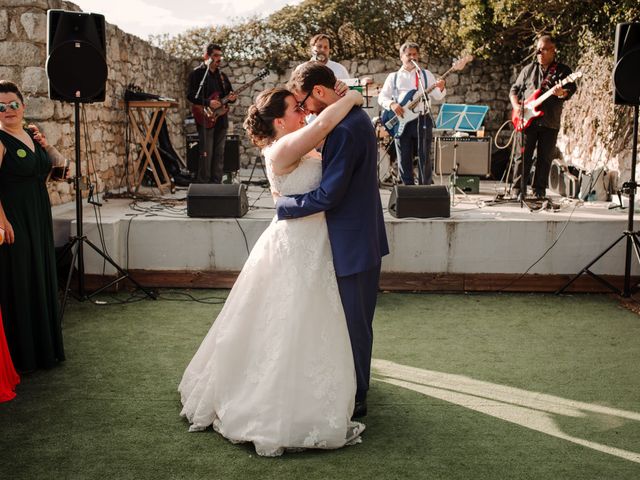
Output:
[535, 189, 546, 200]
[352, 400, 368, 419]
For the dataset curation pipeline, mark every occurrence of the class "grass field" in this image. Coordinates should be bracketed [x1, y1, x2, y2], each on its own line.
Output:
[1, 291, 639, 479]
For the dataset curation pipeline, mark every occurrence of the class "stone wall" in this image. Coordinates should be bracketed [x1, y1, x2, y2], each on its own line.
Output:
[557, 45, 636, 190]
[1, 0, 187, 205]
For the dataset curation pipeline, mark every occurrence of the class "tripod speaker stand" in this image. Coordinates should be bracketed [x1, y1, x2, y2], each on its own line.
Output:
[47, 10, 155, 319]
[557, 22, 640, 297]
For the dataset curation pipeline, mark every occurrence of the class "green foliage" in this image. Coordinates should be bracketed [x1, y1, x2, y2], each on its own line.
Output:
[454, 0, 640, 64]
[152, 0, 463, 69]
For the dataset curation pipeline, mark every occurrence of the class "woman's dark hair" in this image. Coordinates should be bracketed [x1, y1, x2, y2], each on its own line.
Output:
[243, 87, 293, 148]
[0, 80, 24, 103]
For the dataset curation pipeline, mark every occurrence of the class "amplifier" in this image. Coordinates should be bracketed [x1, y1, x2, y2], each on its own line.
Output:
[185, 135, 240, 174]
[434, 136, 491, 176]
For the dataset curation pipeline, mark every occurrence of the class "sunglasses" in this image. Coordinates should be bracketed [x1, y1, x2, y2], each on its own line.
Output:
[295, 89, 314, 113]
[0, 101, 21, 113]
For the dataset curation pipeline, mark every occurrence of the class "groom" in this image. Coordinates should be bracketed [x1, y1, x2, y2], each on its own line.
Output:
[277, 62, 389, 418]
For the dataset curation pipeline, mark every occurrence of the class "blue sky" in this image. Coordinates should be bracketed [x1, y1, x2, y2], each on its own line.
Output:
[70, 0, 304, 39]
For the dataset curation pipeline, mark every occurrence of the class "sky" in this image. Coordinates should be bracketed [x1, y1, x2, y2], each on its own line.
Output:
[70, 0, 304, 39]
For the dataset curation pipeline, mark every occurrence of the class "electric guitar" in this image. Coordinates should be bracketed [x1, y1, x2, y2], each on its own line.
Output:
[192, 68, 269, 128]
[381, 55, 473, 137]
[511, 71, 582, 132]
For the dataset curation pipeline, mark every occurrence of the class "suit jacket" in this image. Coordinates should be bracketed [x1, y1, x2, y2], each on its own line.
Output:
[276, 107, 389, 277]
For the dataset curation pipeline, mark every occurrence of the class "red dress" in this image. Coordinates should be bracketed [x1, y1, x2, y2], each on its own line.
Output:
[0, 308, 19, 402]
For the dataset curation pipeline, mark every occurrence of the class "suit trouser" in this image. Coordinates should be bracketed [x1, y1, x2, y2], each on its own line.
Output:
[394, 114, 433, 185]
[197, 123, 227, 183]
[513, 124, 559, 193]
[336, 262, 382, 402]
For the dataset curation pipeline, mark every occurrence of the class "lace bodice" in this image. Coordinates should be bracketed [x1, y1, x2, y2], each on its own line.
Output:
[263, 145, 322, 196]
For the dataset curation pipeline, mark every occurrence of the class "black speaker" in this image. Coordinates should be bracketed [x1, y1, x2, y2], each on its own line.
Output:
[224, 135, 240, 172]
[388, 185, 450, 218]
[187, 184, 249, 218]
[46, 10, 107, 103]
[614, 22, 640, 106]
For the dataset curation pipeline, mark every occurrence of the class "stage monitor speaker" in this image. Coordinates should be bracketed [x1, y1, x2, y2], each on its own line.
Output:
[388, 185, 450, 218]
[614, 22, 640, 106]
[46, 10, 107, 103]
[224, 134, 240, 172]
[434, 136, 491, 176]
[187, 183, 248, 218]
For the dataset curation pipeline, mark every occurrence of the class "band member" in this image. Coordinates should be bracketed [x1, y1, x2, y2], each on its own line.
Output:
[378, 42, 445, 185]
[309, 34, 350, 80]
[510, 35, 576, 199]
[187, 43, 237, 183]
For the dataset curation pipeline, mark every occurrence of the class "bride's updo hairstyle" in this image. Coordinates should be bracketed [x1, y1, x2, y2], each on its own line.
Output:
[243, 87, 293, 148]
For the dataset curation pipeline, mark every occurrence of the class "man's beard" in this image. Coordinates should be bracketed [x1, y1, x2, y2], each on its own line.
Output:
[312, 52, 328, 63]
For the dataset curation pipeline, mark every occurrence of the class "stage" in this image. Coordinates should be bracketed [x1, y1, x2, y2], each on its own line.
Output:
[51, 174, 639, 293]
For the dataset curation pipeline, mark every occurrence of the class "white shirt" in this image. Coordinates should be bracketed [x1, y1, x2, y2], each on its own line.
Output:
[326, 60, 350, 80]
[378, 66, 446, 113]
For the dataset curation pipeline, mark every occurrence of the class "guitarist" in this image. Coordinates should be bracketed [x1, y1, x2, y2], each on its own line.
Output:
[187, 43, 237, 184]
[509, 35, 576, 199]
[377, 42, 446, 185]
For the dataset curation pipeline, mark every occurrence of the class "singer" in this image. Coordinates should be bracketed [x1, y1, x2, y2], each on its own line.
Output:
[308, 34, 350, 79]
[187, 43, 237, 184]
[378, 42, 446, 185]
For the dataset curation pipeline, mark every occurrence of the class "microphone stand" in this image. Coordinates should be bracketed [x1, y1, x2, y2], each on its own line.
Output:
[518, 96, 526, 208]
[411, 60, 432, 186]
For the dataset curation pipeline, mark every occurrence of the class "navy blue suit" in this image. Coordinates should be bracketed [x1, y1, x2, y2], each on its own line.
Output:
[276, 107, 389, 401]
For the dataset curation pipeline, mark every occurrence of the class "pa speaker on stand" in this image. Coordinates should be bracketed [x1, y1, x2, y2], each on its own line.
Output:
[46, 10, 155, 322]
[558, 22, 640, 297]
[46, 10, 108, 103]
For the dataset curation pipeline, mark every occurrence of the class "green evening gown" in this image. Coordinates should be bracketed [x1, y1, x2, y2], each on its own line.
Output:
[0, 129, 65, 372]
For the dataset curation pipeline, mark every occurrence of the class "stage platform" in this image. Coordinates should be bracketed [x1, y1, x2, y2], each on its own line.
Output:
[51, 174, 639, 293]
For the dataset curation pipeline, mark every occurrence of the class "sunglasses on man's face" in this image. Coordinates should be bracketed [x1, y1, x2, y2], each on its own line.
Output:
[0, 101, 21, 113]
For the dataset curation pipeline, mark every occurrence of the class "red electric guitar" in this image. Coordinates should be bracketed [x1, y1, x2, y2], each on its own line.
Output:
[511, 71, 582, 132]
[192, 68, 269, 128]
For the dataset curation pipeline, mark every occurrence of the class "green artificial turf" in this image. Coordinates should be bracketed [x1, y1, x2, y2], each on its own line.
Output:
[1, 291, 639, 479]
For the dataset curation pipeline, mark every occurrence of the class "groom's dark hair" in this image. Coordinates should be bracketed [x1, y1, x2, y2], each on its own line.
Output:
[287, 61, 336, 94]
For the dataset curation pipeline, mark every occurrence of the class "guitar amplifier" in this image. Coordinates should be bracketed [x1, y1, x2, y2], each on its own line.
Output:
[434, 136, 491, 176]
[185, 135, 239, 174]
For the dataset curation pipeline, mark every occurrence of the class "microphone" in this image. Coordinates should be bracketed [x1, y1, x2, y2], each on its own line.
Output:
[205, 58, 213, 66]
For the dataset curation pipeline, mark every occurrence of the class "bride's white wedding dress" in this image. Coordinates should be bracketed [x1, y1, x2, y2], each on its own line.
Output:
[178, 147, 364, 456]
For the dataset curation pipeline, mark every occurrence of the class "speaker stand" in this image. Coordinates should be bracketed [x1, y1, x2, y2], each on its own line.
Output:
[58, 102, 156, 322]
[557, 104, 640, 297]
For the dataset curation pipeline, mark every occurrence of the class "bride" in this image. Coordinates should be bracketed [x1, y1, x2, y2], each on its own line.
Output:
[179, 85, 365, 456]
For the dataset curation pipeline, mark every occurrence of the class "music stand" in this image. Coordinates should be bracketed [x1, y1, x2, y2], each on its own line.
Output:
[435, 104, 489, 203]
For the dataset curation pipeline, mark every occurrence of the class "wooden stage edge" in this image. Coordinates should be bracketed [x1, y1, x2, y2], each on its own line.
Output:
[81, 270, 639, 294]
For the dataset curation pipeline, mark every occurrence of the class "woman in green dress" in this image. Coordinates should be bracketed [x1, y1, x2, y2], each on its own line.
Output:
[0, 80, 65, 372]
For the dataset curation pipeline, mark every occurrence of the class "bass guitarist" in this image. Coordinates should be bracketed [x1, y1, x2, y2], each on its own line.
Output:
[187, 43, 237, 184]
[510, 35, 576, 199]
[378, 42, 446, 185]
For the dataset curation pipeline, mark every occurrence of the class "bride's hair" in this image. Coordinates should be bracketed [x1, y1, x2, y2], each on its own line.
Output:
[243, 87, 293, 148]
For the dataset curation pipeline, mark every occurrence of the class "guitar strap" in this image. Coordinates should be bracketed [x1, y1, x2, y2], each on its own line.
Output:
[540, 62, 558, 91]
[392, 69, 428, 101]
